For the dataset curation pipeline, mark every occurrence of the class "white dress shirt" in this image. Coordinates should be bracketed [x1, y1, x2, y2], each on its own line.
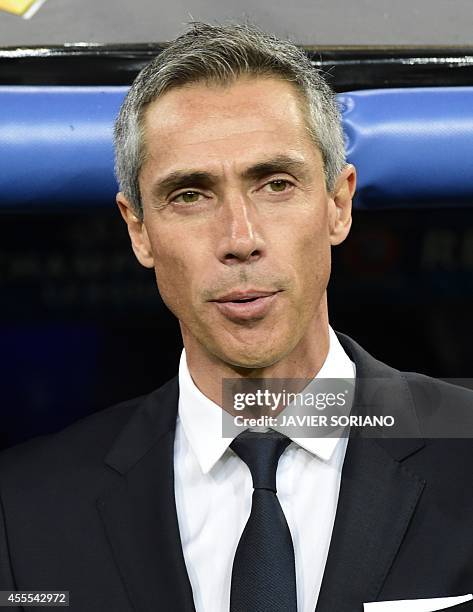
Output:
[174, 326, 356, 612]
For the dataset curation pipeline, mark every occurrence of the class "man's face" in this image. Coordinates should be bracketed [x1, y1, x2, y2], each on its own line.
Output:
[118, 76, 354, 369]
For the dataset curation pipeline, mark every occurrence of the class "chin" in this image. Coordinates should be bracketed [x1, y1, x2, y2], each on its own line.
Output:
[216, 341, 286, 371]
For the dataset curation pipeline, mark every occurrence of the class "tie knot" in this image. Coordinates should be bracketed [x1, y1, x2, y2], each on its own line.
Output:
[230, 430, 290, 492]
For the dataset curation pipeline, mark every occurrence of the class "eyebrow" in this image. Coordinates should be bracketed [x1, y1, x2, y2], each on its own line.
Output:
[150, 154, 310, 200]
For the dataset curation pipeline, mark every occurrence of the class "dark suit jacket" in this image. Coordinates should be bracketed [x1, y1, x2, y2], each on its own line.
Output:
[1, 332, 473, 611]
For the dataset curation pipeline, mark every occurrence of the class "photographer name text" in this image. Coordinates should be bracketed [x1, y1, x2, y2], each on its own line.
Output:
[233, 414, 395, 428]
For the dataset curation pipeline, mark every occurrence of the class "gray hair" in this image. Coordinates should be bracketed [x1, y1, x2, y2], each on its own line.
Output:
[114, 21, 346, 218]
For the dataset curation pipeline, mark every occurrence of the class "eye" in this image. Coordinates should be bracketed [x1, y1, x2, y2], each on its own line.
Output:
[171, 191, 204, 204]
[262, 179, 293, 193]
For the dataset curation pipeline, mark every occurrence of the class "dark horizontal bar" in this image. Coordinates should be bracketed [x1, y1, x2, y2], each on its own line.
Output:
[1, 44, 473, 90]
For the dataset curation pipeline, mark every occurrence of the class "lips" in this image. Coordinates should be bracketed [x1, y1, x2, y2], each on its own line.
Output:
[211, 289, 280, 321]
[214, 290, 277, 303]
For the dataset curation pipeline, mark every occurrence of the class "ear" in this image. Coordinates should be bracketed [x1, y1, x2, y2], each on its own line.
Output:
[328, 164, 356, 246]
[116, 192, 155, 269]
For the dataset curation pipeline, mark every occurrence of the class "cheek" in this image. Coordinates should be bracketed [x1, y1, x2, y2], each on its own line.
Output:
[150, 234, 211, 319]
[292, 210, 330, 264]
[150, 242, 194, 314]
[290, 218, 331, 300]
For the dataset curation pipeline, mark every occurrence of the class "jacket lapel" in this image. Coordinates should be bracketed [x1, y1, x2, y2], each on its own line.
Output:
[315, 436, 425, 611]
[96, 377, 196, 612]
[315, 333, 427, 611]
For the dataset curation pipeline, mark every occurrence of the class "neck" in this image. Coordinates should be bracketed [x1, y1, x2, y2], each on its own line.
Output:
[181, 300, 330, 407]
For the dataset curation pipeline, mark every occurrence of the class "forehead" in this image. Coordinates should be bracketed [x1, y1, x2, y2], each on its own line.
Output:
[140, 77, 320, 174]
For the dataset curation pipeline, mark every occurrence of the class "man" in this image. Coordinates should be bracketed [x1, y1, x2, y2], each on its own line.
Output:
[1, 21, 473, 612]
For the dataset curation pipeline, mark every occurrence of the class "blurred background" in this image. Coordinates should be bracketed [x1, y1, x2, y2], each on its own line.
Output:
[1, 0, 473, 450]
[1, 0, 473, 46]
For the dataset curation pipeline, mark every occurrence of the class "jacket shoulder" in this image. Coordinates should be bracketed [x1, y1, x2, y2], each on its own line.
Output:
[336, 330, 473, 436]
[403, 370, 473, 407]
[0, 392, 145, 482]
[402, 370, 473, 436]
[0, 375, 179, 497]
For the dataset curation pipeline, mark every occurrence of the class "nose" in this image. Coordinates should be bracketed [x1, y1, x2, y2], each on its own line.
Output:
[216, 191, 266, 265]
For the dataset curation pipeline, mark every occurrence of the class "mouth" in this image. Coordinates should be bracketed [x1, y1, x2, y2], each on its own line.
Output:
[210, 290, 281, 321]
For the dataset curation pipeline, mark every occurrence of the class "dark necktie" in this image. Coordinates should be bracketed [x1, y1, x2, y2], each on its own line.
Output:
[229, 430, 297, 612]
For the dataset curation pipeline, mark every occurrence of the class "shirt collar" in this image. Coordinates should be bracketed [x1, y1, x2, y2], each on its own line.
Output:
[178, 326, 356, 474]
